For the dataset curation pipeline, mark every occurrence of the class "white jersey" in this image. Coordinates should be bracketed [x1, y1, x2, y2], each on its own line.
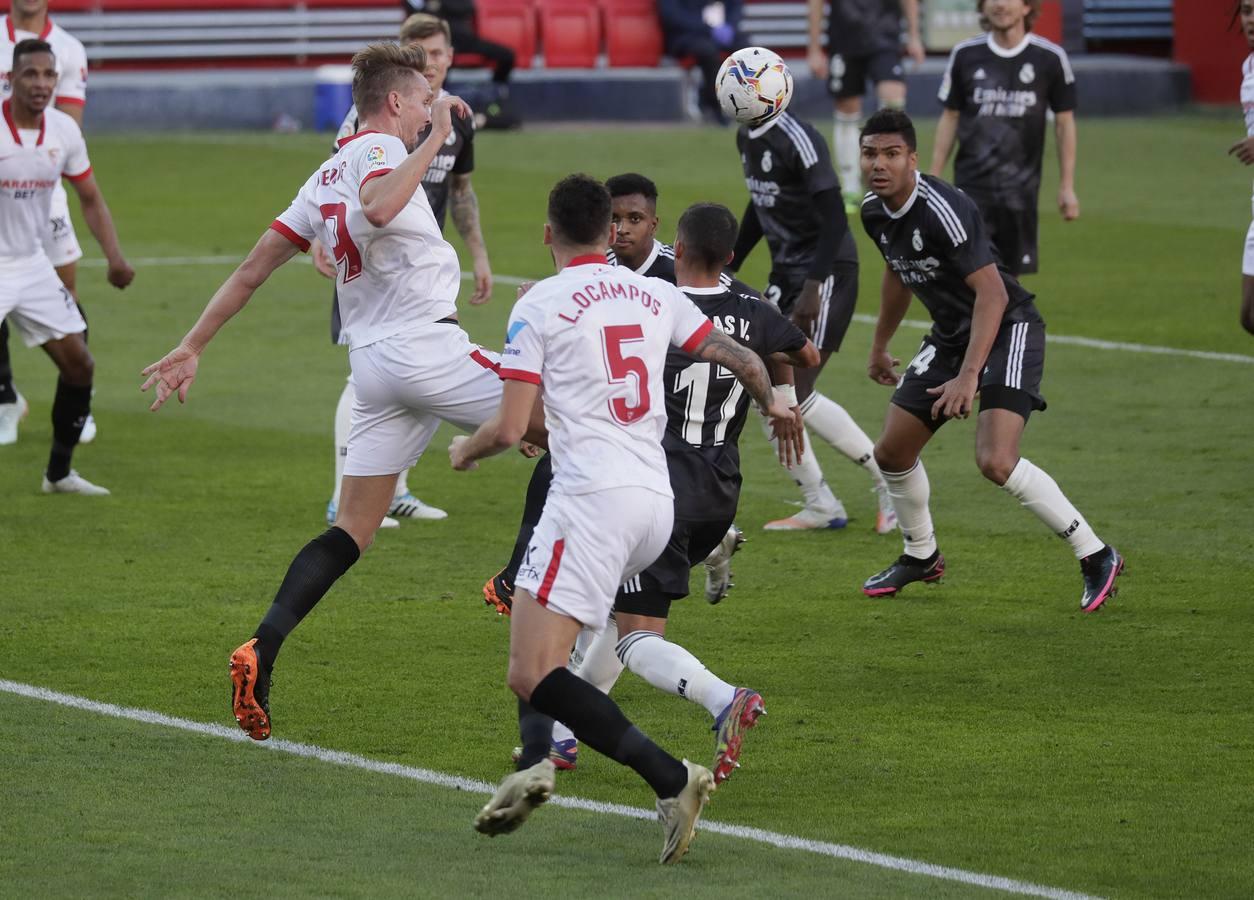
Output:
[272, 129, 461, 350]
[0, 103, 89, 260]
[1, 17, 88, 108]
[502, 255, 714, 498]
[1243, 54, 1254, 137]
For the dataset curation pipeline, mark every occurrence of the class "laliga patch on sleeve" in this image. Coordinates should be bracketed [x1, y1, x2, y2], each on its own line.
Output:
[366, 145, 388, 167]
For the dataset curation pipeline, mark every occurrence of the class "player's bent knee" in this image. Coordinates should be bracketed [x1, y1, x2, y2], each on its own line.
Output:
[506, 664, 539, 702]
[874, 442, 912, 474]
[976, 450, 1016, 486]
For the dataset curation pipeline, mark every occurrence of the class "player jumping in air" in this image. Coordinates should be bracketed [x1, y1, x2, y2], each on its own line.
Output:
[319, 13, 495, 525]
[1230, 0, 1254, 335]
[0, 0, 94, 445]
[0, 39, 132, 491]
[732, 109, 896, 532]
[143, 44, 509, 741]
[931, 0, 1079, 276]
[808, 0, 925, 212]
[450, 175, 793, 863]
[857, 109, 1122, 611]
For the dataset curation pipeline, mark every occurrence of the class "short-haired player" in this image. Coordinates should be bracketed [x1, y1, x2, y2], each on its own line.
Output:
[142, 44, 502, 741]
[450, 175, 794, 863]
[0, 39, 132, 491]
[0, 0, 93, 445]
[858, 109, 1122, 611]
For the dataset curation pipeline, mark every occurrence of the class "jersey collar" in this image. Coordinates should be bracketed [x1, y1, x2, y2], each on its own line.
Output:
[2, 99, 45, 147]
[632, 239, 663, 275]
[565, 254, 608, 268]
[881, 172, 921, 219]
[747, 115, 783, 141]
[986, 31, 1031, 58]
[5, 15, 54, 41]
[337, 128, 383, 148]
[681, 285, 725, 295]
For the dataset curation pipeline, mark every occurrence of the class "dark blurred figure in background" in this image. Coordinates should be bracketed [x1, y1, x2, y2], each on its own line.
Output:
[658, 0, 743, 125]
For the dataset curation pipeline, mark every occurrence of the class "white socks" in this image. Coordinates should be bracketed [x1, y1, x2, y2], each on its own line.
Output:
[882, 461, 937, 559]
[760, 416, 841, 513]
[834, 111, 862, 196]
[799, 392, 885, 487]
[331, 379, 353, 505]
[616, 631, 736, 718]
[1002, 458, 1105, 559]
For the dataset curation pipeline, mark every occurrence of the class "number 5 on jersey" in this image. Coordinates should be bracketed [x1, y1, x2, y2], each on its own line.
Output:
[319, 202, 363, 282]
[601, 324, 651, 424]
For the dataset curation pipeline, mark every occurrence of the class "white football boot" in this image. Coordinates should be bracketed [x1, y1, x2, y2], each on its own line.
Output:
[42, 469, 110, 496]
[0, 391, 28, 445]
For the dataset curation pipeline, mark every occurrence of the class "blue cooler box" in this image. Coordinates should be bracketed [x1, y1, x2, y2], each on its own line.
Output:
[314, 65, 354, 131]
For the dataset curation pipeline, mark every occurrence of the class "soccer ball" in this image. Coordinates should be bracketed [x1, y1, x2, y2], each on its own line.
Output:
[715, 47, 794, 127]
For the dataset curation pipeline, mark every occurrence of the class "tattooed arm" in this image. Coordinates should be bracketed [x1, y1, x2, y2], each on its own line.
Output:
[450, 173, 493, 305]
[692, 328, 790, 420]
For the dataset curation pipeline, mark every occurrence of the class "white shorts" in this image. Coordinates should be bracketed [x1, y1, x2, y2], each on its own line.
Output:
[515, 487, 673, 629]
[42, 181, 82, 268]
[0, 254, 86, 347]
[343, 322, 504, 477]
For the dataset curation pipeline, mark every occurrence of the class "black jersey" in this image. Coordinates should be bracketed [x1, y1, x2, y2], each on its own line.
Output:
[663, 285, 808, 518]
[333, 96, 475, 229]
[828, 0, 902, 55]
[737, 112, 859, 276]
[939, 33, 1076, 205]
[606, 238, 744, 292]
[860, 174, 1041, 352]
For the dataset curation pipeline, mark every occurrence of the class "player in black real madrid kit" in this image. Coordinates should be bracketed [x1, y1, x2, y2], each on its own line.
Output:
[930, 0, 1078, 275]
[858, 110, 1121, 612]
[733, 111, 897, 534]
[807, 0, 924, 211]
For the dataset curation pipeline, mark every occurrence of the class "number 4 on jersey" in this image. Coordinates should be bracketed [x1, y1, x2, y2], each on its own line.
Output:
[319, 202, 363, 282]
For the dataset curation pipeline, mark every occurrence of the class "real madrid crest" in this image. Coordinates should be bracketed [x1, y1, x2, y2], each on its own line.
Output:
[911, 228, 923, 252]
[761, 150, 773, 173]
[1019, 62, 1035, 84]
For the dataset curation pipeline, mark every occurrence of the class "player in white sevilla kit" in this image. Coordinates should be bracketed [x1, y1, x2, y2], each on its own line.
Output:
[0, 0, 93, 446]
[141, 44, 505, 742]
[449, 174, 793, 864]
[1231, 0, 1254, 335]
[0, 39, 131, 490]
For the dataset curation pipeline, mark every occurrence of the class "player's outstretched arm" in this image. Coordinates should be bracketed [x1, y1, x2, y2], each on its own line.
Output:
[901, 0, 925, 66]
[450, 380, 541, 470]
[806, 0, 826, 78]
[767, 337, 821, 368]
[924, 264, 1008, 420]
[69, 174, 133, 289]
[868, 267, 912, 385]
[359, 94, 470, 228]
[1054, 110, 1080, 220]
[140, 229, 299, 411]
[767, 358, 805, 468]
[930, 110, 960, 176]
[450, 173, 493, 305]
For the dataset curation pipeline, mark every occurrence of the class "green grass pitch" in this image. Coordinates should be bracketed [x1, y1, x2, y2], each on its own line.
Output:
[1, 116, 1252, 898]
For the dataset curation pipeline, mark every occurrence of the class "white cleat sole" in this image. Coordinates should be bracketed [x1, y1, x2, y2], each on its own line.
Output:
[474, 759, 556, 837]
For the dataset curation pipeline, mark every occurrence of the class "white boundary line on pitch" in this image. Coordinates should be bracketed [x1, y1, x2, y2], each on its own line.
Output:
[0, 678, 1098, 900]
[79, 254, 1254, 365]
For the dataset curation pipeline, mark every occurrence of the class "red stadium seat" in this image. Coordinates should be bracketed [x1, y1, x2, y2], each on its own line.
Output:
[474, 0, 537, 70]
[537, 0, 600, 68]
[599, 0, 662, 68]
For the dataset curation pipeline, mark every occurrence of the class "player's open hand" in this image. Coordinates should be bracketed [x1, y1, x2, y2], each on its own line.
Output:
[107, 258, 135, 289]
[1058, 186, 1080, 221]
[791, 279, 823, 339]
[807, 45, 827, 80]
[770, 403, 806, 469]
[867, 349, 900, 386]
[469, 258, 493, 305]
[1230, 137, 1254, 166]
[311, 238, 337, 279]
[926, 372, 978, 420]
[140, 343, 200, 411]
[449, 435, 478, 471]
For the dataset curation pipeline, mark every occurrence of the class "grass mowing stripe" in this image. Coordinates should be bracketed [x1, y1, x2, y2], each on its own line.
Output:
[78, 255, 1254, 365]
[0, 677, 1100, 900]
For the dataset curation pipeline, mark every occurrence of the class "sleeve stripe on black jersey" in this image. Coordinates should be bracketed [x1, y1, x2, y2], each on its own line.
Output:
[777, 114, 818, 168]
[1028, 34, 1075, 85]
[920, 181, 968, 247]
[861, 192, 877, 207]
[659, 244, 675, 259]
[941, 36, 984, 93]
[606, 248, 618, 265]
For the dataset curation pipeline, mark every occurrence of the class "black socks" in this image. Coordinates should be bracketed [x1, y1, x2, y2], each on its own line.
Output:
[504, 452, 553, 586]
[0, 319, 14, 404]
[252, 527, 361, 672]
[46, 378, 92, 482]
[529, 667, 687, 798]
[516, 698, 555, 770]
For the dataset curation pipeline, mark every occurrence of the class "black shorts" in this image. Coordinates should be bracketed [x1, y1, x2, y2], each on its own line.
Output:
[614, 515, 734, 619]
[970, 194, 1039, 276]
[826, 48, 903, 99]
[891, 320, 1047, 431]
[766, 266, 857, 352]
